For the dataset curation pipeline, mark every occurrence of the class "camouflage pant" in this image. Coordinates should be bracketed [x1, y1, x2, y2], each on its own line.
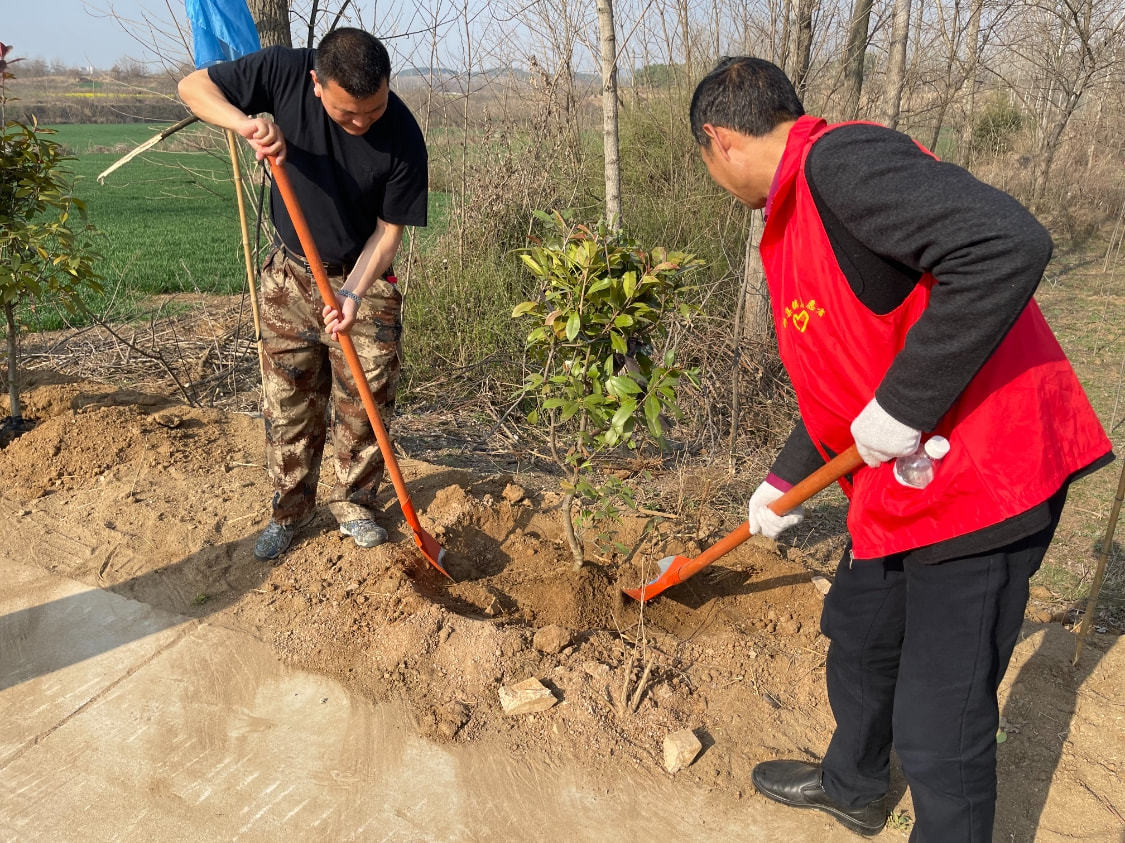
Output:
[259, 248, 402, 526]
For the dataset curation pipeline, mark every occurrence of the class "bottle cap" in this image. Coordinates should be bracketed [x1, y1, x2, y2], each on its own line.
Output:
[924, 435, 950, 459]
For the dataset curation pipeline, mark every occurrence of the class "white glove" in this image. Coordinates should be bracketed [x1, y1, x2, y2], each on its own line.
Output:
[748, 481, 804, 539]
[850, 397, 921, 468]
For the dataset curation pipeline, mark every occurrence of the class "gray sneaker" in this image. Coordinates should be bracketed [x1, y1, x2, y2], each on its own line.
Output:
[340, 519, 388, 548]
[254, 520, 297, 560]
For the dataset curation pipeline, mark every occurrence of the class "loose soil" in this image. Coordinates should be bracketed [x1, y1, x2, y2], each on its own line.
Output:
[2, 376, 1122, 841]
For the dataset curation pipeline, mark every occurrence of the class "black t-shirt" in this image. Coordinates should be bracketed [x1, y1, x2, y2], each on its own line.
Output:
[208, 46, 428, 265]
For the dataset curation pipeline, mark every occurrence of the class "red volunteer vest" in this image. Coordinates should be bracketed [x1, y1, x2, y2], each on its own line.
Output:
[760, 116, 1112, 557]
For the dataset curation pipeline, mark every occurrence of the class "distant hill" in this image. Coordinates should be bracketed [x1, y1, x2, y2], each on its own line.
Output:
[393, 64, 598, 92]
[395, 65, 533, 81]
[395, 66, 460, 79]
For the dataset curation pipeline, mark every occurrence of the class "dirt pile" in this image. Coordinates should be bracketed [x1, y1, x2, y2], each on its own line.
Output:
[2, 382, 1122, 839]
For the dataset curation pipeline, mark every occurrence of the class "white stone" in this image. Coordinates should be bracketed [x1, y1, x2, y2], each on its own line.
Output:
[663, 728, 702, 774]
[811, 576, 832, 596]
[499, 678, 557, 715]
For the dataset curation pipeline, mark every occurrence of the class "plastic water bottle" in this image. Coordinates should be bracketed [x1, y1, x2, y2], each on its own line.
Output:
[894, 435, 951, 489]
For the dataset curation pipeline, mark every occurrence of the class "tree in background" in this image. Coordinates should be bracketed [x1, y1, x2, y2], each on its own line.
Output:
[841, 0, 874, 118]
[0, 43, 101, 432]
[248, 0, 292, 47]
[879, 0, 910, 128]
[596, 0, 622, 226]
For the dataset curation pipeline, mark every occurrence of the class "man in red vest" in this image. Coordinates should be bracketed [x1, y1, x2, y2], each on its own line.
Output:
[690, 56, 1113, 839]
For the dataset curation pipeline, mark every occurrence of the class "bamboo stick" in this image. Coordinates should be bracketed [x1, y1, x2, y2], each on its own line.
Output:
[225, 129, 266, 391]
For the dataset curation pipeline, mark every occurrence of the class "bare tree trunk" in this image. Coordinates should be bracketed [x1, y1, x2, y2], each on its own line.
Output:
[1086, 80, 1105, 171]
[5, 302, 21, 422]
[791, 0, 816, 96]
[779, 0, 793, 74]
[596, 0, 622, 226]
[305, 0, 319, 48]
[458, 0, 472, 270]
[741, 211, 771, 341]
[248, 0, 292, 48]
[562, 491, 584, 569]
[677, 0, 694, 80]
[842, 0, 874, 119]
[879, 0, 911, 128]
[959, 0, 983, 165]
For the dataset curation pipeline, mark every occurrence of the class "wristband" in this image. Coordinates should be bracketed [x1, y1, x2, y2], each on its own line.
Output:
[338, 288, 362, 305]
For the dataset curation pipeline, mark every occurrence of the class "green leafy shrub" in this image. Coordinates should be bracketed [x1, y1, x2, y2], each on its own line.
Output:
[971, 97, 1025, 155]
[513, 210, 703, 568]
[1, 43, 101, 425]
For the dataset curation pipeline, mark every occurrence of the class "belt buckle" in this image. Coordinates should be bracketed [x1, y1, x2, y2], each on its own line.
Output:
[280, 243, 348, 277]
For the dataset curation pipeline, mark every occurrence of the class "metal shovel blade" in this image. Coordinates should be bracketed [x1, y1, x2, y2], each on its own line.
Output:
[622, 555, 684, 602]
[623, 445, 863, 604]
[413, 526, 451, 580]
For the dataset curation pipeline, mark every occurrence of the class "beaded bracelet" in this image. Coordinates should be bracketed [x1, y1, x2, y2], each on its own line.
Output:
[338, 289, 362, 305]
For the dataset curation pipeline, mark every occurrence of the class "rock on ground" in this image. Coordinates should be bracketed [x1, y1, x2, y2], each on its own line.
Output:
[499, 678, 558, 715]
[533, 624, 572, 654]
[663, 728, 702, 774]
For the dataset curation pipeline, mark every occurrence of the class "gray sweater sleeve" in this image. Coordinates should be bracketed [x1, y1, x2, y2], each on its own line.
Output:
[804, 125, 1053, 431]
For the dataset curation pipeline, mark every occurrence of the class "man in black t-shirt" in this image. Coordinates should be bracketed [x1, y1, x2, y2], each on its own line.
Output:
[690, 57, 1112, 841]
[179, 28, 428, 559]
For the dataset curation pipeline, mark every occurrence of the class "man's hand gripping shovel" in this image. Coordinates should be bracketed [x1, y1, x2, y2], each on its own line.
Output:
[268, 157, 452, 580]
[623, 445, 862, 603]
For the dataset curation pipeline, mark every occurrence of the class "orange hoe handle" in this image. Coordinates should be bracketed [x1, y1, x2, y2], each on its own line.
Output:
[268, 157, 451, 580]
[623, 444, 863, 602]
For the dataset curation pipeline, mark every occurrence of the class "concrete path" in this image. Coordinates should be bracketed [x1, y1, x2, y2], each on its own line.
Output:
[0, 557, 856, 842]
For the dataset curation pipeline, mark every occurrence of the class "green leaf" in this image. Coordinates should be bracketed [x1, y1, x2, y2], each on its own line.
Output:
[622, 270, 637, 298]
[610, 331, 627, 354]
[587, 277, 612, 295]
[565, 311, 581, 341]
[606, 375, 642, 396]
[527, 408, 539, 425]
[511, 301, 539, 318]
[519, 253, 545, 276]
[613, 314, 634, 328]
[610, 399, 636, 433]
[644, 393, 663, 437]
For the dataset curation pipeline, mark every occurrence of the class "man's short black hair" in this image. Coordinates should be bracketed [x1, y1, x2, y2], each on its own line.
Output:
[315, 28, 391, 97]
[690, 57, 805, 146]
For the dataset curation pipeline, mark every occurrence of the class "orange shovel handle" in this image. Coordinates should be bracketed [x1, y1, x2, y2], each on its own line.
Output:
[768, 444, 863, 518]
[629, 445, 864, 600]
[672, 445, 862, 586]
[268, 157, 448, 578]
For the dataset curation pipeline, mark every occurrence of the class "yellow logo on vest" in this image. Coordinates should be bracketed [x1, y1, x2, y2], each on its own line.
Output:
[785, 299, 826, 332]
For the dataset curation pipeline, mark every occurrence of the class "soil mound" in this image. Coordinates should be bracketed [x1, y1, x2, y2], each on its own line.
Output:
[2, 382, 1121, 840]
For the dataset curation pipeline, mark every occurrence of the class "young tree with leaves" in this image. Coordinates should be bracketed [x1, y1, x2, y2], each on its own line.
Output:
[513, 211, 702, 568]
[0, 43, 101, 431]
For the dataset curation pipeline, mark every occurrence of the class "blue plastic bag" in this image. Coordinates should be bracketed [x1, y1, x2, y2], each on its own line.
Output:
[185, 0, 262, 68]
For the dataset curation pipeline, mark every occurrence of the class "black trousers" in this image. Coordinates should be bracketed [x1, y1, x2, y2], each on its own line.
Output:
[819, 495, 1064, 842]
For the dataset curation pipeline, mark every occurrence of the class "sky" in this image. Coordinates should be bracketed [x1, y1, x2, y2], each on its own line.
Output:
[4, 0, 174, 71]
[3, 0, 611, 75]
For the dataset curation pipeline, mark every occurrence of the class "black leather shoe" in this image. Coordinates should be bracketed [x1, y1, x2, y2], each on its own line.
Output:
[752, 760, 886, 836]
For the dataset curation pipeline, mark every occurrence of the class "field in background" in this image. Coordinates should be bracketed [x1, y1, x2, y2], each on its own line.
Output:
[36, 123, 457, 334]
[25, 123, 243, 330]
